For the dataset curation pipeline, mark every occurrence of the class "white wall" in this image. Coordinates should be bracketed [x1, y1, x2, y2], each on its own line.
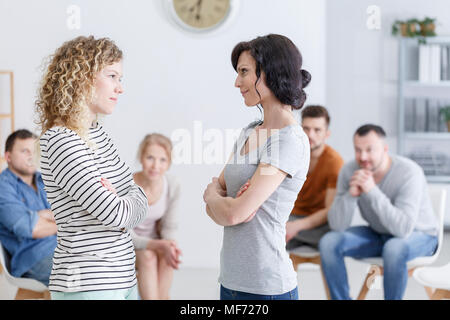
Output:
[2, 0, 450, 268]
[326, 0, 450, 227]
[0, 0, 327, 268]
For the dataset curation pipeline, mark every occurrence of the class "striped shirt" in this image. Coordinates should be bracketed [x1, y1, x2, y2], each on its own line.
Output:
[39, 124, 148, 293]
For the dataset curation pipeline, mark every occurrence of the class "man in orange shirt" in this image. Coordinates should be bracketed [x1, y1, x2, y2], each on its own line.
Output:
[286, 105, 344, 249]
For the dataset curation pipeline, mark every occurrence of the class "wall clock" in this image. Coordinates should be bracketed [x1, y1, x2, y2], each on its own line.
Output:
[164, 0, 240, 34]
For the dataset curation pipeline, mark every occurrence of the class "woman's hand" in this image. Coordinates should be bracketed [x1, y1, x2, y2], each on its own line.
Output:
[203, 177, 226, 203]
[101, 177, 117, 195]
[151, 239, 182, 269]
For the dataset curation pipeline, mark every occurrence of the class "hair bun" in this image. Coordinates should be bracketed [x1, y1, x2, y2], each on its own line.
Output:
[300, 69, 311, 88]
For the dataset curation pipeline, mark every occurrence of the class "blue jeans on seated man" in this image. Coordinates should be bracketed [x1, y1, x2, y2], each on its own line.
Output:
[319, 226, 438, 300]
[22, 253, 53, 287]
[220, 285, 298, 300]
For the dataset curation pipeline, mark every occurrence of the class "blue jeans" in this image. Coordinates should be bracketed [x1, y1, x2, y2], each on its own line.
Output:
[319, 226, 438, 300]
[220, 285, 298, 300]
[22, 252, 53, 287]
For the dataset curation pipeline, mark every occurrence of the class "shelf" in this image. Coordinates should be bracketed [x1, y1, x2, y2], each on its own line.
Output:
[426, 175, 450, 183]
[405, 132, 450, 140]
[403, 81, 450, 98]
[398, 37, 450, 174]
[404, 81, 450, 87]
[400, 36, 450, 46]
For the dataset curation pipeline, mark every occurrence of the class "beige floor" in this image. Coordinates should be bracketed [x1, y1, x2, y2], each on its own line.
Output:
[1, 232, 449, 300]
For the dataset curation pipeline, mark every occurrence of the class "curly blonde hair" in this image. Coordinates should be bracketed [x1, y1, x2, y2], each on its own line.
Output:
[35, 36, 123, 140]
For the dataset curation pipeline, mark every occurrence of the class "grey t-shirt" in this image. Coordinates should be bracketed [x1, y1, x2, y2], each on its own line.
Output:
[328, 155, 439, 238]
[220, 120, 310, 295]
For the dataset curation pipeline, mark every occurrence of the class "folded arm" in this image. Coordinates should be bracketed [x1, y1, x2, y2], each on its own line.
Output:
[204, 162, 287, 226]
[45, 131, 148, 230]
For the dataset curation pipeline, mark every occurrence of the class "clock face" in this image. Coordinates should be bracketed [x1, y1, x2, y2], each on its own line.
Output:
[172, 0, 231, 30]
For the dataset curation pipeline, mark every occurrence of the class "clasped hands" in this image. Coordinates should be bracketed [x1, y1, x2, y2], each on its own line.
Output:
[349, 169, 376, 197]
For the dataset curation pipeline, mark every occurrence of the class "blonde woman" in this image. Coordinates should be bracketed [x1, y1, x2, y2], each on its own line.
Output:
[131, 134, 182, 300]
[36, 36, 148, 300]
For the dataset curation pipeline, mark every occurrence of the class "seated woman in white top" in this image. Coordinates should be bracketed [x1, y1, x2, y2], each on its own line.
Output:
[130, 133, 182, 300]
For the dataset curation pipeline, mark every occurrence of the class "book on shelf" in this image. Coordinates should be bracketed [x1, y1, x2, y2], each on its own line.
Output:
[415, 98, 427, 132]
[419, 44, 429, 82]
[442, 45, 449, 81]
[431, 45, 441, 83]
[405, 98, 450, 133]
[404, 99, 415, 132]
[418, 44, 450, 83]
[428, 100, 439, 132]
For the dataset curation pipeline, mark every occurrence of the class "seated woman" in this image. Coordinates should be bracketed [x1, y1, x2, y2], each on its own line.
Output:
[131, 133, 182, 300]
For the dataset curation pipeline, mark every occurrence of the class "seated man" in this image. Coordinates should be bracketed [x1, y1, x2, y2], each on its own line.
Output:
[319, 124, 439, 300]
[0, 129, 57, 286]
[286, 105, 343, 249]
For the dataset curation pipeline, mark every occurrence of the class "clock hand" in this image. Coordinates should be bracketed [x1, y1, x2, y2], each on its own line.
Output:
[189, 0, 200, 13]
[196, 0, 202, 21]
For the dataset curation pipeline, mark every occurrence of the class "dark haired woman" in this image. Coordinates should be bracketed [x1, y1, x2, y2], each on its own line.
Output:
[203, 34, 311, 300]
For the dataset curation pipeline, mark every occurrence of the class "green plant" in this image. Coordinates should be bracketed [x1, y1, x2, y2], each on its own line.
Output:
[391, 19, 419, 37]
[422, 17, 436, 24]
[392, 20, 403, 36]
[392, 17, 438, 44]
[439, 106, 450, 122]
[419, 17, 437, 37]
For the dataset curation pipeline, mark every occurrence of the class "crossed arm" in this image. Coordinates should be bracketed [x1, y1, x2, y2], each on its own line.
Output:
[32, 209, 57, 238]
[0, 183, 57, 239]
[203, 162, 288, 227]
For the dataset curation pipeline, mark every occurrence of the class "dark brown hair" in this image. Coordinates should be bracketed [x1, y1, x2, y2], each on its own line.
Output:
[5, 129, 37, 152]
[355, 124, 386, 138]
[301, 105, 330, 126]
[231, 34, 311, 110]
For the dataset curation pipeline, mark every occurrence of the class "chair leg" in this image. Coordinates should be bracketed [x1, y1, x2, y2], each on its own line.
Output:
[43, 290, 51, 300]
[15, 288, 50, 300]
[290, 254, 331, 300]
[357, 265, 383, 300]
[357, 272, 371, 300]
[289, 254, 301, 271]
[431, 289, 450, 300]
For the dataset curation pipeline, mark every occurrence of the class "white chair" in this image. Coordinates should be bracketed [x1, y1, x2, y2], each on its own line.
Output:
[289, 245, 331, 299]
[413, 261, 450, 299]
[354, 185, 447, 300]
[0, 242, 50, 299]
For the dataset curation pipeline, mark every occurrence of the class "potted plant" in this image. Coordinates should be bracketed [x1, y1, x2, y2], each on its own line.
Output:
[392, 19, 419, 37]
[419, 17, 437, 37]
[439, 106, 450, 132]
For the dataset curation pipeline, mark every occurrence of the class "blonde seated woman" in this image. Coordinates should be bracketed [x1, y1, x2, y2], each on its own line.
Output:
[131, 134, 182, 300]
